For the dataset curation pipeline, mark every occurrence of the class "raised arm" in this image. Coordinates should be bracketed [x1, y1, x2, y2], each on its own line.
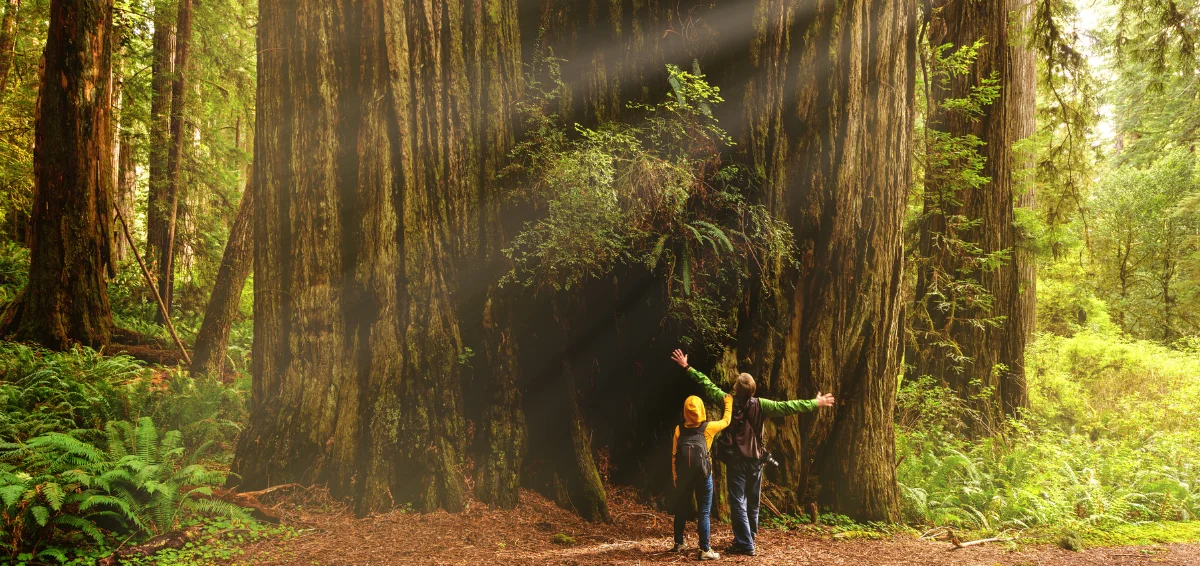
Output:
[670, 349, 725, 405]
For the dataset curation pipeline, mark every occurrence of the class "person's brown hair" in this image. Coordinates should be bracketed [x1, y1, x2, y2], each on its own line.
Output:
[734, 373, 756, 398]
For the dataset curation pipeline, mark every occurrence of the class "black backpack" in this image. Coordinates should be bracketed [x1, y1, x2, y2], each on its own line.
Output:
[714, 396, 764, 462]
[675, 421, 711, 484]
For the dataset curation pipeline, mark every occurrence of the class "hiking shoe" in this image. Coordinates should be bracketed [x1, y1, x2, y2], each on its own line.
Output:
[699, 549, 720, 560]
[670, 542, 687, 553]
[725, 545, 755, 556]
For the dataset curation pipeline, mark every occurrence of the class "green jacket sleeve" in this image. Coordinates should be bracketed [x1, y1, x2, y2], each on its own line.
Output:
[685, 367, 726, 405]
[759, 397, 819, 417]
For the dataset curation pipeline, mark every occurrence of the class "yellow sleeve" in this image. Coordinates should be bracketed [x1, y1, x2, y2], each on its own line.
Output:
[672, 425, 680, 485]
[704, 394, 734, 448]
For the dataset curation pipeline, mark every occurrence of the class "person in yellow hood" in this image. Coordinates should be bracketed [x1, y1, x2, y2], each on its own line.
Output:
[670, 387, 732, 560]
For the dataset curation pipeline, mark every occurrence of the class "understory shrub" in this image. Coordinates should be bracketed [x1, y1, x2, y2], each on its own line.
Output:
[896, 329, 1200, 534]
[0, 417, 248, 563]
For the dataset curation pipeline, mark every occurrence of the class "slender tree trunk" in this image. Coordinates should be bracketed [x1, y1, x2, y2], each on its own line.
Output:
[112, 25, 135, 263]
[190, 183, 254, 378]
[1, 0, 114, 349]
[911, 0, 1034, 432]
[146, 1, 174, 285]
[1004, 0, 1036, 416]
[159, 0, 192, 318]
[0, 0, 18, 94]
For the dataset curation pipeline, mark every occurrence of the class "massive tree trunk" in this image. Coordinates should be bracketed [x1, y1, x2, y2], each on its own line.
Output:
[190, 184, 253, 378]
[159, 0, 193, 317]
[910, 0, 1034, 431]
[236, 0, 492, 516]
[710, 0, 913, 522]
[146, 0, 174, 286]
[466, 0, 527, 511]
[1, 0, 114, 349]
[0, 0, 18, 94]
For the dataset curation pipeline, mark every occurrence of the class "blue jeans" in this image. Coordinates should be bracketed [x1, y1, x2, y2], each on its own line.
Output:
[673, 474, 713, 551]
[728, 458, 763, 550]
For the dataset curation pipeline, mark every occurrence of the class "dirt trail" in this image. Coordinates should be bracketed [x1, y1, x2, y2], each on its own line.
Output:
[239, 487, 1200, 565]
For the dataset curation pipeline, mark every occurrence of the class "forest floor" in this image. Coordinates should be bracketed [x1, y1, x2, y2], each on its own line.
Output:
[234, 485, 1200, 565]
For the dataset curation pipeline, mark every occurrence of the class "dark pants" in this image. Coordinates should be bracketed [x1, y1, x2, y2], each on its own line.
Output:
[673, 474, 713, 551]
[727, 458, 763, 550]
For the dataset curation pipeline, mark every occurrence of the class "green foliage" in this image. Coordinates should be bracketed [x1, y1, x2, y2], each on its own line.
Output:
[0, 342, 246, 457]
[0, 417, 249, 561]
[502, 59, 795, 348]
[0, 241, 28, 304]
[897, 328, 1200, 533]
[908, 38, 1009, 372]
[0, 343, 143, 442]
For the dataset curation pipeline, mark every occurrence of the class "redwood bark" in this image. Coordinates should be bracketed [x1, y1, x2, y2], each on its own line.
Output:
[190, 184, 253, 378]
[1, 0, 115, 349]
[235, 0, 481, 516]
[145, 1, 174, 283]
[0, 0, 18, 93]
[158, 0, 193, 317]
[911, 0, 1035, 431]
[714, 0, 914, 522]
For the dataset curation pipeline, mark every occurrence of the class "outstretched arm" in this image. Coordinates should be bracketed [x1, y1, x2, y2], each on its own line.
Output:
[670, 349, 725, 405]
[760, 392, 835, 417]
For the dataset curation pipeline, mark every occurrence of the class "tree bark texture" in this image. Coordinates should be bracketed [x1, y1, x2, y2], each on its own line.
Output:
[911, 0, 1034, 431]
[235, 0, 508, 516]
[158, 0, 193, 317]
[716, 0, 913, 522]
[2, 0, 115, 349]
[0, 0, 18, 94]
[190, 183, 253, 378]
[145, 1, 174, 284]
[1004, 0, 1036, 417]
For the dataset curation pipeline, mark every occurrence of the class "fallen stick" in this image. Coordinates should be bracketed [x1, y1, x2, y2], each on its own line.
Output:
[760, 495, 784, 518]
[113, 205, 191, 365]
[239, 483, 303, 498]
[950, 536, 1011, 550]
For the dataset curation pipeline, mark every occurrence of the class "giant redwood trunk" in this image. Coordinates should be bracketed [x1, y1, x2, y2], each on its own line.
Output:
[708, 0, 914, 522]
[1, 0, 114, 349]
[911, 0, 1034, 431]
[190, 185, 253, 378]
[236, 0, 490, 515]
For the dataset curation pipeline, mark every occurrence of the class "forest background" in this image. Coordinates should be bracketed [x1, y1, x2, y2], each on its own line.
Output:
[0, 0, 1199, 563]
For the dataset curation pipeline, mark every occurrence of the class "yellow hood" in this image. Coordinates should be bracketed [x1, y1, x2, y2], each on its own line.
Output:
[683, 395, 706, 427]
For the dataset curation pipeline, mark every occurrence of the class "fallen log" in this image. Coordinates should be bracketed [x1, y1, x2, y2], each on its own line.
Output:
[96, 528, 199, 565]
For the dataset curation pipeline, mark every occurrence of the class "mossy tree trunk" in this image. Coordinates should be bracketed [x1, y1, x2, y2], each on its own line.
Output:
[911, 0, 1035, 431]
[1, 0, 115, 349]
[236, 0, 528, 516]
[716, 0, 914, 522]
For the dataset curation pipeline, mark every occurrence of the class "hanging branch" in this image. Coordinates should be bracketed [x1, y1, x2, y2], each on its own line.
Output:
[113, 205, 192, 365]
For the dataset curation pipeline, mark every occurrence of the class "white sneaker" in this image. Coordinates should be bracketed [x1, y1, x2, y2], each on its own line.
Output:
[670, 542, 687, 553]
[699, 549, 720, 560]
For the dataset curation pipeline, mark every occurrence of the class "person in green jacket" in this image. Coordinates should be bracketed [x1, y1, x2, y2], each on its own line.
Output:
[670, 349, 835, 556]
